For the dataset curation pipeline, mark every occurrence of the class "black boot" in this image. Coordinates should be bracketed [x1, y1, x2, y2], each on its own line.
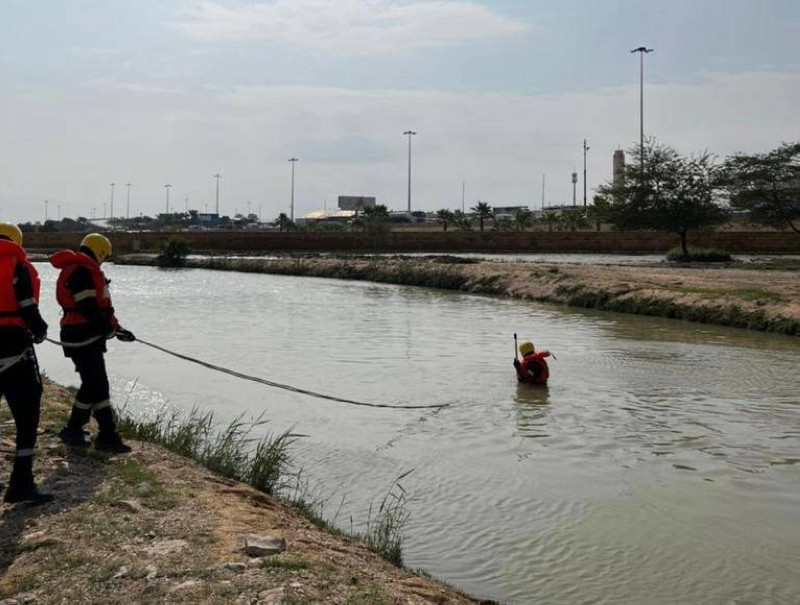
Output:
[94, 431, 132, 454]
[93, 407, 131, 454]
[3, 456, 53, 505]
[60, 403, 92, 448]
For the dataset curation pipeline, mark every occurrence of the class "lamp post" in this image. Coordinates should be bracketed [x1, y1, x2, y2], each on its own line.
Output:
[109, 183, 115, 221]
[583, 139, 590, 208]
[288, 158, 298, 222]
[126, 183, 131, 219]
[44, 200, 48, 222]
[630, 46, 653, 177]
[213, 173, 221, 214]
[403, 130, 416, 214]
[164, 184, 171, 214]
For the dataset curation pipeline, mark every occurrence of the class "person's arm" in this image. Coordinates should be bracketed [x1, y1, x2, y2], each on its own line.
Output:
[537, 351, 551, 359]
[513, 358, 525, 381]
[13, 263, 47, 343]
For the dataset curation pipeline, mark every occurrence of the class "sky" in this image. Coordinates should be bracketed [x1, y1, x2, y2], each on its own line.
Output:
[1, 0, 798, 223]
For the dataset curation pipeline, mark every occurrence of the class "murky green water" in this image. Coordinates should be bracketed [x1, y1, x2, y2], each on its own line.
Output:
[35, 264, 800, 604]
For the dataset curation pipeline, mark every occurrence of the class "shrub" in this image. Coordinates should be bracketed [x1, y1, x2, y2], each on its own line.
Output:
[157, 236, 191, 267]
[666, 247, 732, 263]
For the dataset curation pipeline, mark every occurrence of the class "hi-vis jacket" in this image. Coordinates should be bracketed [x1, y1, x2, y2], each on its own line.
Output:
[0, 239, 40, 330]
[516, 351, 551, 384]
[50, 250, 119, 331]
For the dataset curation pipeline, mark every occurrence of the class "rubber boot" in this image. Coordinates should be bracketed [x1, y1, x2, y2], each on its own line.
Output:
[93, 407, 131, 454]
[3, 455, 53, 504]
[59, 403, 91, 448]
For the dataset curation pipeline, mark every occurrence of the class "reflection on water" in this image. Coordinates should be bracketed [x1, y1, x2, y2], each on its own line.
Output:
[32, 263, 800, 605]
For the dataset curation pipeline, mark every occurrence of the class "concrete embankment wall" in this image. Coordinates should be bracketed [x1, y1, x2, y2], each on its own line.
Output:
[25, 230, 800, 255]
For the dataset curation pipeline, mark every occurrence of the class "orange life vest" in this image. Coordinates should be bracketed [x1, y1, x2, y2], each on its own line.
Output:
[0, 240, 40, 330]
[519, 353, 549, 384]
[50, 250, 118, 329]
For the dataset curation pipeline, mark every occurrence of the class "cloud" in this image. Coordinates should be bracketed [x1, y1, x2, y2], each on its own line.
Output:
[174, 0, 528, 55]
[0, 71, 797, 223]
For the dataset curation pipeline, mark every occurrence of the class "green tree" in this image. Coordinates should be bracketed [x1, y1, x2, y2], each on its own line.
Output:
[360, 204, 390, 234]
[452, 210, 472, 231]
[538, 211, 560, 232]
[720, 141, 800, 233]
[435, 208, 455, 232]
[471, 201, 493, 232]
[587, 195, 613, 231]
[559, 211, 590, 232]
[598, 139, 730, 257]
[514, 209, 533, 232]
[276, 213, 294, 232]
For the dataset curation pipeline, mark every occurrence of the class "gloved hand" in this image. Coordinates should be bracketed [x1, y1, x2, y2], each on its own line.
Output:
[31, 316, 48, 344]
[513, 359, 521, 369]
[116, 328, 136, 342]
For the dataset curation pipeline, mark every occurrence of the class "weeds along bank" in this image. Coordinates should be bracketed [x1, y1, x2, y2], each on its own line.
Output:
[117, 254, 800, 336]
[0, 380, 486, 605]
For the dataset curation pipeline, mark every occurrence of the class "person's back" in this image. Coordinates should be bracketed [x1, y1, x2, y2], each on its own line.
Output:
[513, 341, 550, 385]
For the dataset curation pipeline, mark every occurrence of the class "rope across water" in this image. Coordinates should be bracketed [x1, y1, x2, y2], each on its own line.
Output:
[45, 335, 448, 411]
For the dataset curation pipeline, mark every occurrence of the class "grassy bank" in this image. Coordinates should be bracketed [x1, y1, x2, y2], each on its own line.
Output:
[0, 380, 487, 605]
[118, 254, 800, 336]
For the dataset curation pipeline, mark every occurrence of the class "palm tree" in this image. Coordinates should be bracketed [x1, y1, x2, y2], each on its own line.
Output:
[453, 210, 472, 231]
[471, 201, 493, 232]
[539, 211, 559, 233]
[514, 209, 533, 232]
[436, 208, 455, 232]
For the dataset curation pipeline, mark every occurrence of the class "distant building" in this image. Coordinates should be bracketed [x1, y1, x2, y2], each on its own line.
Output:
[197, 213, 221, 228]
[492, 206, 529, 217]
[338, 196, 376, 211]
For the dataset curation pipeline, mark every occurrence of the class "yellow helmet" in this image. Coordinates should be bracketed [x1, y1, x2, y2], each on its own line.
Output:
[80, 233, 113, 264]
[0, 222, 23, 246]
[519, 341, 534, 356]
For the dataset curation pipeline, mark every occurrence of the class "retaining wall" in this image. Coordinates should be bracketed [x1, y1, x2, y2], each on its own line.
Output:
[24, 230, 800, 255]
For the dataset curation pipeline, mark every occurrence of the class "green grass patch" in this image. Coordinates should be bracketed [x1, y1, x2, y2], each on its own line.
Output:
[260, 555, 311, 572]
[96, 458, 179, 511]
[345, 585, 391, 605]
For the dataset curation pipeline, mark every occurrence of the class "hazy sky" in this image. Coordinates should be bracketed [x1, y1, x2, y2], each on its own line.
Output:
[1, 0, 798, 222]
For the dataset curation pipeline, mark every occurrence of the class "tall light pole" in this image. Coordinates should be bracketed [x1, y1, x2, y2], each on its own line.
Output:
[403, 130, 416, 214]
[631, 46, 653, 177]
[462, 180, 465, 213]
[213, 173, 221, 214]
[288, 158, 298, 222]
[44, 200, 49, 222]
[126, 183, 131, 219]
[583, 139, 590, 208]
[109, 183, 115, 221]
[164, 184, 171, 214]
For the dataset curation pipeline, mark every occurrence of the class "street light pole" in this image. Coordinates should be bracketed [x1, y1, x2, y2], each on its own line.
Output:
[583, 139, 590, 208]
[109, 183, 115, 221]
[164, 184, 171, 214]
[288, 158, 298, 222]
[403, 130, 417, 214]
[126, 183, 131, 219]
[44, 200, 48, 222]
[631, 46, 653, 177]
[213, 173, 221, 214]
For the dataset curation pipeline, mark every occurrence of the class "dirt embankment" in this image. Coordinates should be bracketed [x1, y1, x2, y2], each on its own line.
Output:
[0, 381, 489, 605]
[120, 254, 800, 336]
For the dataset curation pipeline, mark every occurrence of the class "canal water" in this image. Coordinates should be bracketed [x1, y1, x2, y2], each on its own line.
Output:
[34, 264, 800, 604]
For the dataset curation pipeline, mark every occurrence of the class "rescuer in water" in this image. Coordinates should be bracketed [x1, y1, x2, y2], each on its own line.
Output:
[513, 340, 551, 385]
[51, 233, 136, 453]
[0, 222, 53, 503]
